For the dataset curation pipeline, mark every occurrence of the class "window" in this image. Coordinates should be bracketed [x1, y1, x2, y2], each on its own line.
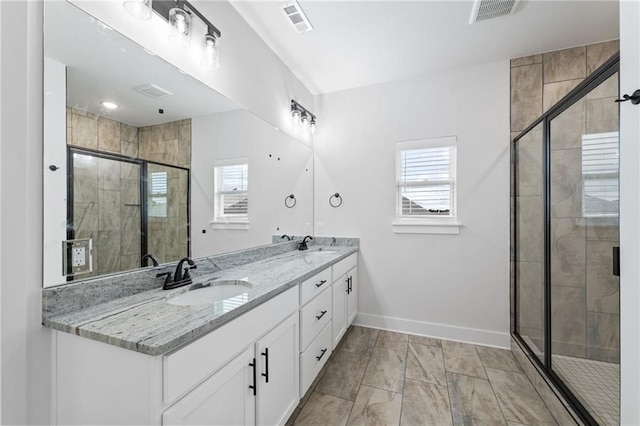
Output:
[392, 136, 460, 234]
[582, 132, 619, 217]
[149, 171, 168, 218]
[212, 158, 249, 229]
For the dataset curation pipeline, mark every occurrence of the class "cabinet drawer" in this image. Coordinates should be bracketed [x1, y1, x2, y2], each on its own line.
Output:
[299, 268, 332, 306]
[300, 321, 332, 396]
[163, 286, 299, 405]
[332, 253, 357, 282]
[299, 287, 332, 351]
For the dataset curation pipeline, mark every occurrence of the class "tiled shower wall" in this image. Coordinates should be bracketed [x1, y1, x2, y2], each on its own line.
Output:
[67, 107, 190, 276]
[511, 40, 620, 362]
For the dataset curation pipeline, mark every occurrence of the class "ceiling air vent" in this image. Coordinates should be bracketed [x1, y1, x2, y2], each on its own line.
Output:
[132, 83, 173, 99]
[281, 1, 314, 34]
[469, 0, 520, 24]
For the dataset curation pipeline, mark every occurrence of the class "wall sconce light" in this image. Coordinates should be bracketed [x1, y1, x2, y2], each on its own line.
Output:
[123, 0, 153, 20]
[291, 99, 317, 134]
[124, 0, 222, 69]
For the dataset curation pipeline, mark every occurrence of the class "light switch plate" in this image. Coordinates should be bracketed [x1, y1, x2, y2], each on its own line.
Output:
[62, 238, 93, 277]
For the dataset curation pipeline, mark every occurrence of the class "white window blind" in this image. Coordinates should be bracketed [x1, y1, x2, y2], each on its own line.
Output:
[149, 171, 167, 218]
[215, 159, 248, 220]
[396, 137, 457, 218]
[582, 132, 619, 217]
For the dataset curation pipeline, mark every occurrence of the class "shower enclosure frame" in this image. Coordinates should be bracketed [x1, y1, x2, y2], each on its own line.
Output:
[512, 53, 620, 426]
[66, 146, 192, 278]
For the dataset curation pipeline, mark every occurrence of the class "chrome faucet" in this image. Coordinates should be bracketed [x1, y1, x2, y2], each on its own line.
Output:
[298, 235, 313, 251]
[157, 257, 197, 290]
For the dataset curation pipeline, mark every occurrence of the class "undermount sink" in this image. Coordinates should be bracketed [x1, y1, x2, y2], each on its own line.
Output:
[167, 280, 252, 306]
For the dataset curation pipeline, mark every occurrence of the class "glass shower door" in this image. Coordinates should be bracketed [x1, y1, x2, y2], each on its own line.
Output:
[549, 71, 620, 426]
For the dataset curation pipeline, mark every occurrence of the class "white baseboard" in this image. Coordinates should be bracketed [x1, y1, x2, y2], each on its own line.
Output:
[353, 312, 510, 349]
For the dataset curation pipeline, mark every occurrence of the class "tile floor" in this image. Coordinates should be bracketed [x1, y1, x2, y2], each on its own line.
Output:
[554, 355, 619, 426]
[287, 326, 560, 426]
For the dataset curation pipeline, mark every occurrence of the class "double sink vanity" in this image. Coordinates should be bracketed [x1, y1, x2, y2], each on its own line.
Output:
[42, 238, 358, 425]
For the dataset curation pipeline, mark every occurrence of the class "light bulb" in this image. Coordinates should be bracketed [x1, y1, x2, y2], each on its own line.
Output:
[123, 0, 152, 20]
[201, 34, 219, 69]
[101, 101, 119, 110]
[301, 112, 309, 127]
[168, 7, 191, 47]
[310, 117, 316, 134]
[292, 107, 301, 119]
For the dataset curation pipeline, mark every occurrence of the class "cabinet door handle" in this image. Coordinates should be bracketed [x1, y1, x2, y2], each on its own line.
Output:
[261, 348, 269, 383]
[346, 276, 352, 294]
[248, 358, 257, 396]
[315, 279, 327, 288]
[349, 276, 352, 293]
[316, 348, 328, 361]
[316, 310, 328, 320]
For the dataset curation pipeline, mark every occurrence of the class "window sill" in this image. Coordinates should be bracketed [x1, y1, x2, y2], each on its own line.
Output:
[210, 220, 250, 231]
[392, 218, 461, 235]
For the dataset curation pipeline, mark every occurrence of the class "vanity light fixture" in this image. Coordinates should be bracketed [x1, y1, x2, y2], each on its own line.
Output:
[101, 101, 119, 110]
[201, 33, 219, 69]
[124, 0, 222, 69]
[291, 99, 316, 134]
[123, 0, 153, 20]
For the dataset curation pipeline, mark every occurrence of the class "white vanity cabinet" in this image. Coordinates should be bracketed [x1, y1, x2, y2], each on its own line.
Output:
[331, 253, 358, 349]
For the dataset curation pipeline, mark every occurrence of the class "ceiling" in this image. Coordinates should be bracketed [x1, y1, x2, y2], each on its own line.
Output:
[45, 1, 238, 127]
[231, 0, 620, 95]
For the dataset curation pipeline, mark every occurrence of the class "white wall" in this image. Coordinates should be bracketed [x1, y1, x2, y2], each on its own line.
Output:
[191, 109, 313, 256]
[619, 0, 640, 423]
[0, 1, 49, 424]
[314, 61, 511, 347]
[69, 0, 313, 145]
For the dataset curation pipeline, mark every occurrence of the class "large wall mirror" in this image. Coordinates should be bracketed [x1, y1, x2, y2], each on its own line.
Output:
[43, 1, 314, 287]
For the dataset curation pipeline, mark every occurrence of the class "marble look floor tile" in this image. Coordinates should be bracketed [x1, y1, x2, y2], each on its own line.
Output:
[447, 372, 506, 426]
[341, 326, 380, 355]
[486, 367, 557, 425]
[294, 392, 353, 426]
[362, 347, 406, 393]
[442, 341, 487, 379]
[476, 346, 521, 373]
[401, 378, 452, 426]
[316, 349, 369, 400]
[375, 330, 409, 351]
[405, 343, 447, 386]
[346, 385, 402, 426]
[408, 334, 442, 347]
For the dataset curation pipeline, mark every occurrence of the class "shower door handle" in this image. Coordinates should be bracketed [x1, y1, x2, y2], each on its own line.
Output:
[613, 247, 620, 277]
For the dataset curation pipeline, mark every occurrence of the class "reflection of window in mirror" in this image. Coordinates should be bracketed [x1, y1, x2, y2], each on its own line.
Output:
[582, 132, 620, 218]
[214, 158, 249, 224]
[149, 171, 168, 218]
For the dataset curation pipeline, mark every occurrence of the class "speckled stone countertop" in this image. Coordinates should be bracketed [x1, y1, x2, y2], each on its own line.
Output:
[42, 242, 358, 356]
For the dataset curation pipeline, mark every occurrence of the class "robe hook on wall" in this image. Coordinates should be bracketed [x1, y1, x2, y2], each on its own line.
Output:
[329, 192, 343, 208]
[284, 194, 297, 208]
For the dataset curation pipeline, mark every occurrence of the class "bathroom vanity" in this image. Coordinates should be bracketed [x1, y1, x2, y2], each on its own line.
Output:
[43, 240, 358, 425]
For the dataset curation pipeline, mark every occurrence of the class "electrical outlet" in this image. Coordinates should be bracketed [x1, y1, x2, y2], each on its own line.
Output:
[304, 223, 311, 234]
[316, 222, 324, 235]
[73, 247, 85, 266]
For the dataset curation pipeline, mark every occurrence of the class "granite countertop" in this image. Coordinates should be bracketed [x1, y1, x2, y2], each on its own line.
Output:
[43, 245, 357, 356]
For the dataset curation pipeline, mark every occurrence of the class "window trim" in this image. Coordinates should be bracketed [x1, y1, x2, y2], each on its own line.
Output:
[211, 157, 249, 230]
[392, 136, 461, 235]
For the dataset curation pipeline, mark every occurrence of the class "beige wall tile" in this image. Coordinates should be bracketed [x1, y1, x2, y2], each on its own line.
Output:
[516, 261, 543, 331]
[549, 99, 585, 150]
[163, 121, 178, 140]
[516, 197, 543, 262]
[551, 286, 586, 357]
[98, 190, 121, 231]
[97, 116, 121, 153]
[515, 127, 544, 197]
[511, 54, 543, 68]
[550, 218, 586, 288]
[586, 240, 619, 314]
[511, 64, 543, 132]
[550, 148, 582, 218]
[71, 113, 97, 149]
[586, 312, 620, 362]
[543, 79, 583, 111]
[543, 46, 586, 84]
[587, 40, 620, 75]
[97, 230, 121, 274]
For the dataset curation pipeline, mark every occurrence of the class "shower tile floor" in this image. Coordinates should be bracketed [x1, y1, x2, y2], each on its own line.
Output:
[520, 335, 620, 425]
[553, 355, 620, 426]
[287, 326, 560, 425]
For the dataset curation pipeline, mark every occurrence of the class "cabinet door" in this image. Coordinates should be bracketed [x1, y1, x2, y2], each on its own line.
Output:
[347, 266, 358, 325]
[332, 274, 348, 349]
[162, 347, 255, 426]
[256, 313, 299, 426]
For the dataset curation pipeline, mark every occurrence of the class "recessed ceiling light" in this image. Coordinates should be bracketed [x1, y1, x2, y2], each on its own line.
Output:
[101, 101, 119, 110]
